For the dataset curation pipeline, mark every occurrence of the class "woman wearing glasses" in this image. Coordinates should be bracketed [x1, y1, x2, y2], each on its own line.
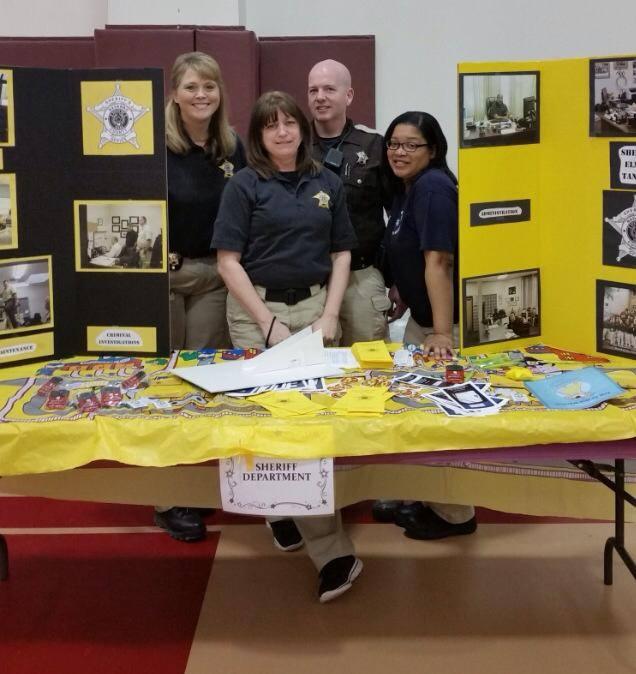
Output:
[381, 111, 477, 540]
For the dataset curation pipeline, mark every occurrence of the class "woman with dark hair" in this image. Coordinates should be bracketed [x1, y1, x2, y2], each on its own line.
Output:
[154, 52, 246, 543]
[213, 91, 361, 603]
[376, 111, 477, 540]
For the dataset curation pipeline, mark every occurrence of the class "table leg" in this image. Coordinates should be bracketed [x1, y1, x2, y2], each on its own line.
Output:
[570, 458, 635, 584]
[603, 459, 636, 585]
[0, 533, 8, 581]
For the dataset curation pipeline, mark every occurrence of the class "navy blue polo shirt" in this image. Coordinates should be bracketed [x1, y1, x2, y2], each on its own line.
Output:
[167, 136, 246, 258]
[386, 167, 459, 328]
[212, 166, 357, 289]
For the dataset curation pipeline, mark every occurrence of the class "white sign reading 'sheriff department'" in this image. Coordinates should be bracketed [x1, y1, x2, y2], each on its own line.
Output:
[220, 456, 334, 517]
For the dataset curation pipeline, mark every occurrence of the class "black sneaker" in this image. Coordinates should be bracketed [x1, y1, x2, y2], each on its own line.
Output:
[266, 519, 304, 551]
[154, 507, 206, 542]
[403, 507, 477, 540]
[318, 555, 363, 603]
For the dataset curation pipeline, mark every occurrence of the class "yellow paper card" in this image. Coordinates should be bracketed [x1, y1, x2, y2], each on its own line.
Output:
[331, 386, 390, 414]
[351, 340, 393, 367]
[248, 391, 326, 417]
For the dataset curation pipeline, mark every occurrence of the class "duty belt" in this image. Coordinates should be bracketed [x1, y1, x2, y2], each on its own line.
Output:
[264, 284, 324, 306]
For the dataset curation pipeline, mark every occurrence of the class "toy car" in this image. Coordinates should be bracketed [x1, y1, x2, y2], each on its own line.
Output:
[76, 391, 101, 413]
[37, 376, 63, 396]
[100, 386, 123, 407]
[45, 388, 69, 410]
[121, 370, 146, 390]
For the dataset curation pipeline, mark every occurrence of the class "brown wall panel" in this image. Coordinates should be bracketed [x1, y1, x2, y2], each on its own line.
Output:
[195, 29, 258, 138]
[258, 36, 375, 128]
[0, 38, 95, 67]
[94, 29, 195, 101]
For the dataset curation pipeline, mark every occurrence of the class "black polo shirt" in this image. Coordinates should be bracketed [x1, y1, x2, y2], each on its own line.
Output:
[212, 166, 357, 288]
[386, 167, 459, 328]
[167, 136, 246, 258]
[311, 119, 392, 268]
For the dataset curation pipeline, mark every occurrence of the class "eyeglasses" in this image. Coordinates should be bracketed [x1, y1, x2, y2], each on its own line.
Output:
[386, 140, 429, 152]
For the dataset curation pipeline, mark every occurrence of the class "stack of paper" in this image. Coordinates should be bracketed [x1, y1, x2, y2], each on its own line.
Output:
[331, 385, 394, 416]
[247, 390, 326, 417]
[351, 340, 394, 369]
[171, 328, 344, 394]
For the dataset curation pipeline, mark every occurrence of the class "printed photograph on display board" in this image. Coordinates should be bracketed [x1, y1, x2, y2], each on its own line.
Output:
[0, 69, 14, 146]
[590, 57, 636, 137]
[597, 280, 636, 359]
[603, 190, 636, 268]
[469, 199, 531, 226]
[0, 173, 18, 249]
[459, 71, 539, 148]
[610, 142, 636, 189]
[462, 268, 540, 348]
[74, 201, 167, 272]
[80, 80, 154, 156]
[0, 256, 53, 334]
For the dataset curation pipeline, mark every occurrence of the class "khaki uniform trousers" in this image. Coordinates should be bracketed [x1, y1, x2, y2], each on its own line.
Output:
[227, 285, 355, 571]
[403, 317, 475, 524]
[339, 266, 390, 346]
[169, 256, 230, 350]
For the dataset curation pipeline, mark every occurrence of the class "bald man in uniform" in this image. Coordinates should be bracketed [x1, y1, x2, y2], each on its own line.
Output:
[307, 59, 393, 345]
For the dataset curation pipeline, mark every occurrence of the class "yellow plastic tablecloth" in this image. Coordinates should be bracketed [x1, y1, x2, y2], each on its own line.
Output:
[0, 351, 634, 477]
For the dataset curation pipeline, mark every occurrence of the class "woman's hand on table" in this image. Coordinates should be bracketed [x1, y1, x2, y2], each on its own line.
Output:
[422, 332, 454, 360]
[312, 313, 339, 345]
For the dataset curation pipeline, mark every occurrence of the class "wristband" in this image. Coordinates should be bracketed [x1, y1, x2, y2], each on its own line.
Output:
[265, 316, 277, 348]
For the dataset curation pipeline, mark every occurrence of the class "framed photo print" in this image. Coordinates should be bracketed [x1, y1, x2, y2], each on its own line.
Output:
[459, 71, 539, 148]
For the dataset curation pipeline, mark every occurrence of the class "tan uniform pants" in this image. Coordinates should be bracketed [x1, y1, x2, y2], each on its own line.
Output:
[227, 285, 355, 571]
[339, 266, 390, 346]
[169, 256, 230, 350]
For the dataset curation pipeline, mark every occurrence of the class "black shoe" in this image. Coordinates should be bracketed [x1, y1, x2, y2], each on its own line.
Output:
[404, 507, 477, 541]
[394, 501, 428, 528]
[371, 500, 404, 523]
[266, 519, 304, 551]
[154, 507, 206, 542]
[318, 555, 363, 603]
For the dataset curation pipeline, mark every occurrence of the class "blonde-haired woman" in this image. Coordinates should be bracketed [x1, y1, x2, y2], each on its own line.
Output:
[155, 52, 245, 542]
[165, 51, 245, 352]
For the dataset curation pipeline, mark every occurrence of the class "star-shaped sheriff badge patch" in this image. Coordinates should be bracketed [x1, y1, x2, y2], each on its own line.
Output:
[81, 80, 154, 155]
[312, 191, 331, 208]
[605, 194, 636, 262]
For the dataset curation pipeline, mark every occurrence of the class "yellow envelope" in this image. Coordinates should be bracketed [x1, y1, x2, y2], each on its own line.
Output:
[351, 340, 394, 368]
[331, 385, 391, 415]
[247, 391, 326, 417]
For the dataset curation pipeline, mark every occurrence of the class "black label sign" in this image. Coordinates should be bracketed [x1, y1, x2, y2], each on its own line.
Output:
[610, 142, 636, 189]
[470, 199, 531, 226]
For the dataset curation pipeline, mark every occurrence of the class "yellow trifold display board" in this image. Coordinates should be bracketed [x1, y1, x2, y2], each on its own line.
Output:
[458, 55, 635, 357]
